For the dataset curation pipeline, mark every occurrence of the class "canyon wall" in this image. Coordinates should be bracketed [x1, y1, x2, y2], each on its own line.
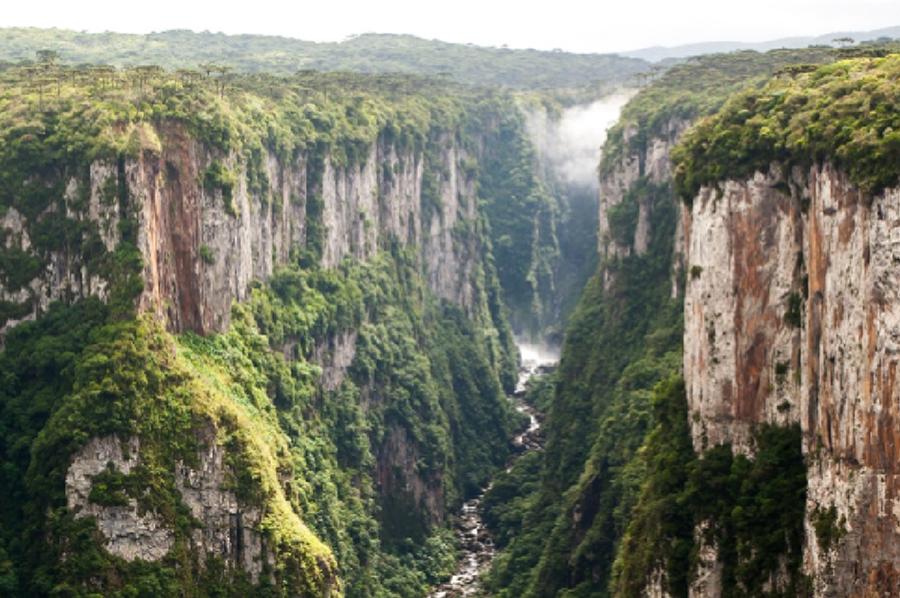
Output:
[684, 163, 900, 596]
[589, 135, 896, 597]
[597, 118, 689, 291]
[0, 113, 509, 595]
[0, 123, 481, 336]
[491, 47, 888, 598]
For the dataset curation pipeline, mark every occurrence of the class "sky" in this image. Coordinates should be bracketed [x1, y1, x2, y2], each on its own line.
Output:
[3, 0, 899, 54]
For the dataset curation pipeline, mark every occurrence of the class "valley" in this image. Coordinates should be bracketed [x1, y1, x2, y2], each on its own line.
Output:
[0, 22, 898, 598]
[430, 342, 557, 598]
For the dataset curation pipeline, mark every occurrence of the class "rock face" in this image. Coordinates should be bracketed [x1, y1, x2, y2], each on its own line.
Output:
[597, 119, 688, 290]
[689, 522, 723, 598]
[0, 175, 114, 337]
[0, 122, 483, 337]
[598, 120, 686, 258]
[66, 431, 275, 581]
[683, 166, 802, 454]
[312, 330, 359, 392]
[683, 163, 900, 597]
[175, 425, 274, 581]
[66, 436, 174, 562]
[601, 123, 900, 594]
[376, 425, 445, 528]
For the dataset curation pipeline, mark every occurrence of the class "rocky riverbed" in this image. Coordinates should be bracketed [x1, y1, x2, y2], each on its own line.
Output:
[428, 342, 557, 598]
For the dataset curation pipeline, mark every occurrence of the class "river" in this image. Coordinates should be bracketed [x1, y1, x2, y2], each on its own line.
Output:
[428, 342, 559, 598]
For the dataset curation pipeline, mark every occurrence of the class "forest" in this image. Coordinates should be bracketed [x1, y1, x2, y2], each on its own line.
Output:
[0, 21, 899, 598]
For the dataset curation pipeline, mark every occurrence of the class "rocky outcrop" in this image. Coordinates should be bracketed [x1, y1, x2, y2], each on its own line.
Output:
[66, 429, 284, 584]
[597, 119, 688, 290]
[376, 425, 445, 528]
[689, 522, 723, 598]
[598, 120, 686, 257]
[66, 436, 174, 562]
[0, 187, 114, 337]
[0, 122, 483, 337]
[683, 163, 900, 597]
[312, 330, 359, 392]
[175, 425, 274, 582]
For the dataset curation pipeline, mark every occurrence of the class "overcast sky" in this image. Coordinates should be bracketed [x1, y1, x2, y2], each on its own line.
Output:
[4, 0, 898, 54]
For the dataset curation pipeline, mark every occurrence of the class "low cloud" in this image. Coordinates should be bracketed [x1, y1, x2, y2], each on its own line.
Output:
[524, 91, 634, 187]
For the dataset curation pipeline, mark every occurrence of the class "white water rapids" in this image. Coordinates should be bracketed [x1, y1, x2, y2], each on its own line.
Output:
[428, 341, 559, 598]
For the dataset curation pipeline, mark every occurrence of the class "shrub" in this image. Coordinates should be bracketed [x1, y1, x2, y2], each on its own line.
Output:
[199, 244, 216, 265]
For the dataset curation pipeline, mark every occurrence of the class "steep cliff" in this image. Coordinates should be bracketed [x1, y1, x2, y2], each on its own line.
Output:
[675, 53, 900, 596]
[519, 93, 633, 340]
[481, 46, 878, 598]
[481, 99, 686, 598]
[0, 109, 485, 338]
[0, 67, 520, 597]
[469, 101, 561, 338]
[682, 163, 900, 596]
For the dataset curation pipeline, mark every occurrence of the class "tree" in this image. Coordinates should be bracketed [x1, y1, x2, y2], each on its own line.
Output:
[176, 68, 200, 87]
[132, 65, 163, 94]
[35, 49, 59, 66]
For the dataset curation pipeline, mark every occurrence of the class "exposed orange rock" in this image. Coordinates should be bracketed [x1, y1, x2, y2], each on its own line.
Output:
[685, 163, 900, 596]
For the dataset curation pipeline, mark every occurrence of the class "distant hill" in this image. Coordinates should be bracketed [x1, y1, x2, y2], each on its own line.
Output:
[622, 25, 900, 62]
[0, 28, 650, 89]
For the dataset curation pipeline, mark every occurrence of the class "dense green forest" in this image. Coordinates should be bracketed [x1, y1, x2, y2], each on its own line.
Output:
[0, 57, 533, 596]
[0, 251, 518, 596]
[477, 44, 900, 597]
[0, 28, 650, 89]
[600, 47, 842, 175]
[674, 52, 900, 200]
[2, 21, 899, 597]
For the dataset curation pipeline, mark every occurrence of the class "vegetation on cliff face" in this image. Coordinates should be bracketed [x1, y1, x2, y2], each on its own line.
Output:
[482, 176, 683, 597]
[0, 300, 337, 597]
[470, 101, 560, 336]
[485, 177, 809, 598]
[600, 47, 842, 176]
[0, 249, 516, 596]
[0, 28, 650, 89]
[0, 57, 566, 344]
[0, 57, 525, 596]
[217, 249, 516, 596]
[674, 52, 900, 201]
[612, 386, 807, 597]
[0, 60, 472, 328]
[482, 46, 852, 598]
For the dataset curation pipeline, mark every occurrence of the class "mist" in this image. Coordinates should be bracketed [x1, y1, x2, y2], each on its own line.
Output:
[523, 91, 634, 188]
[517, 339, 560, 368]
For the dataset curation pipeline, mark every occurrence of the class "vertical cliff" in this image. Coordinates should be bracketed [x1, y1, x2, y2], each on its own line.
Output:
[520, 93, 634, 340]
[674, 53, 900, 596]
[480, 115, 686, 597]
[0, 70, 521, 597]
[598, 118, 687, 260]
[683, 165, 803, 453]
[683, 164, 900, 597]
[470, 101, 561, 339]
[480, 47, 866, 598]
[0, 123, 484, 337]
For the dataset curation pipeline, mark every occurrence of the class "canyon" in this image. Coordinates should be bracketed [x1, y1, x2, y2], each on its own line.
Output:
[0, 29, 898, 598]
